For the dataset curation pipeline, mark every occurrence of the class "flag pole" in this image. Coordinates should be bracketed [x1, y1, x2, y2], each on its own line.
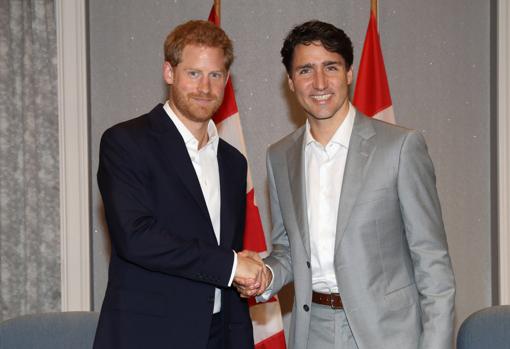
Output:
[371, 0, 378, 20]
[214, 0, 221, 25]
[371, 0, 379, 32]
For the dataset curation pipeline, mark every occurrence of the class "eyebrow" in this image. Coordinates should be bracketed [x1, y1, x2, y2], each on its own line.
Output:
[295, 60, 343, 71]
[323, 60, 342, 67]
[295, 63, 314, 71]
[183, 68, 226, 74]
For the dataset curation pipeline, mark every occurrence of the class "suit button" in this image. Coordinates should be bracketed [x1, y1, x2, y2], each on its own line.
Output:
[306, 261, 310, 268]
[303, 304, 309, 312]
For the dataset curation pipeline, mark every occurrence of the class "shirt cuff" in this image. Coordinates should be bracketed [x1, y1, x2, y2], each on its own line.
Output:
[227, 251, 237, 287]
[256, 264, 274, 302]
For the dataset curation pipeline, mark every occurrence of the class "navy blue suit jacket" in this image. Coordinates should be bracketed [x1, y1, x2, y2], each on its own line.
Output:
[93, 104, 254, 349]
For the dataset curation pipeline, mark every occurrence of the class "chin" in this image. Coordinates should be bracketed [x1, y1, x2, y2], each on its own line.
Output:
[309, 113, 335, 121]
[190, 114, 214, 123]
[189, 108, 217, 122]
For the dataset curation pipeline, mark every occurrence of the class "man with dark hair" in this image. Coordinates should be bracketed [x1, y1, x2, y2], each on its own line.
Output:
[93, 20, 263, 349]
[237, 20, 455, 349]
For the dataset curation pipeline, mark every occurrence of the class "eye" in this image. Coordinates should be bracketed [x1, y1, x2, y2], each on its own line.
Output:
[188, 70, 200, 79]
[325, 65, 338, 72]
[210, 72, 224, 80]
[298, 68, 311, 75]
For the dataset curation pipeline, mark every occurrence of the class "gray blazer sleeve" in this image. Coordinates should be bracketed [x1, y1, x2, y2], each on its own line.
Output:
[263, 150, 294, 297]
[398, 131, 456, 349]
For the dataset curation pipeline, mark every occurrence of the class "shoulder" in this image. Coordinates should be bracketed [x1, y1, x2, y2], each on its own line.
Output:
[356, 115, 432, 170]
[267, 125, 305, 158]
[103, 115, 148, 141]
[356, 114, 427, 149]
[101, 104, 163, 143]
[364, 114, 413, 138]
[218, 139, 247, 168]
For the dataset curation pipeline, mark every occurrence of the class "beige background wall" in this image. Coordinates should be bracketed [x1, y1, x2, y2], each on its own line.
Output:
[88, 0, 495, 340]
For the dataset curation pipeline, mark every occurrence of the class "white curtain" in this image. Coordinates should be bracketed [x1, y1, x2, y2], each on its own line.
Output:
[0, 0, 59, 321]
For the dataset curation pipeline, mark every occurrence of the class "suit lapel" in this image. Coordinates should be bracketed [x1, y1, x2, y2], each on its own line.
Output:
[218, 142, 235, 248]
[286, 128, 311, 258]
[335, 113, 376, 251]
[148, 105, 211, 223]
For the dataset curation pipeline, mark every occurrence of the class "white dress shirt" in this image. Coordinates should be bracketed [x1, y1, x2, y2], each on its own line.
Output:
[304, 103, 355, 293]
[164, 102, 236, 313]
[259, 103, 356, 300]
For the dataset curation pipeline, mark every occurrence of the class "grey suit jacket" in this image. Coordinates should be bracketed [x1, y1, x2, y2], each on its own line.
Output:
[263, 112, 455, 349]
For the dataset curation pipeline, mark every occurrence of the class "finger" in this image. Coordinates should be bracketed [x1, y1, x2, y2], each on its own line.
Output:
[234, 277, 255, 286]
[254, 266, 271, 296]
[247, 262, 263, 287]
[266, 266, 273, 285]
[240, 292, 253, 299]
[243, 288, 258, 297]
[255, 270, 267, 296]
[253, 267, 263, 288]
[235, 285, 257, 298]
[238, 283, 259, 291]
[235, 276, 261, 290]
[234, 283, 255, 292]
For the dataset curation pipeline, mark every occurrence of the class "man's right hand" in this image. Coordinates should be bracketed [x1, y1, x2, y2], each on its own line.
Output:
[234, 253, 263, 287]
[233, 250, 272, 298]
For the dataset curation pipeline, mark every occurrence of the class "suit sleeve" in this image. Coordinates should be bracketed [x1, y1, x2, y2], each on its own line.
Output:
[98, 127, 235, 288]
[397, 131, 456, 349]
[261, 149, 294, 298]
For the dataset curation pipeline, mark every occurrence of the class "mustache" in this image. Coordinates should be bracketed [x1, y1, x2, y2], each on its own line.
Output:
[189, 92, 217, 100]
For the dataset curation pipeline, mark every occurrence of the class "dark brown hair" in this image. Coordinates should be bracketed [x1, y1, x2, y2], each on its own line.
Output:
[281, 20, 353, 74]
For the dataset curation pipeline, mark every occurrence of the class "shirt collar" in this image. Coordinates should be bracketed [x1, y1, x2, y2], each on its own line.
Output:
[305, 102, 356, 149]
[163, 101, 219, 154]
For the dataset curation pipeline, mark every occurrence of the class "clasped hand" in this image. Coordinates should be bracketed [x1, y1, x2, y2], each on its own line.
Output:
[233, 250, 272, 298]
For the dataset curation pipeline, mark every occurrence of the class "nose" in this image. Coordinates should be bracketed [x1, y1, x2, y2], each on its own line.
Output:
[198, 76, 211, 94]
[312, 70, 327, 90]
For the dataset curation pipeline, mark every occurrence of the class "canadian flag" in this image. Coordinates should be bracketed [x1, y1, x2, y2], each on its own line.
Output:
[208, 6, 287, 349]
[353, 10, 395, 124]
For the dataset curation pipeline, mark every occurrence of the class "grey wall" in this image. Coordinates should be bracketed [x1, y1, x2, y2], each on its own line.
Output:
[88, 0, 493, 341]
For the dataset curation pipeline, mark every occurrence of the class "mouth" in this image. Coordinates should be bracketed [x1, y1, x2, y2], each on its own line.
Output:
[310, 93, 333, 102]
[191, 95, 216, 105]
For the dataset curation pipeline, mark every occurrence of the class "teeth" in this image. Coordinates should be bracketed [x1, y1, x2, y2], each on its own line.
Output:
[311, 94, 332, 101]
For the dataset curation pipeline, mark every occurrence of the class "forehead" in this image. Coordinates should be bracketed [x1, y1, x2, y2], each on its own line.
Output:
[179, 44, 226, 70]
[292, 42, 345, 68]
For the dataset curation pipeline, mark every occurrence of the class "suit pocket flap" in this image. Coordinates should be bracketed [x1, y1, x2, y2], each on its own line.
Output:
[384, 283, 418, 311]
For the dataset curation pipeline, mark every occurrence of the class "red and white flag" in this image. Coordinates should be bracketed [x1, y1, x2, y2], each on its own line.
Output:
[353, 10, 395, 124]
[209, 5, 287, 349]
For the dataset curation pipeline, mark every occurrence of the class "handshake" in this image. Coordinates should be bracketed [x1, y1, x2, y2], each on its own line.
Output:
[233, 250, 272, 298]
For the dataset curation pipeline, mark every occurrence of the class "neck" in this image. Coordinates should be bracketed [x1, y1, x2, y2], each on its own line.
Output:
[168, 101, 210, 149]
[192, 126, 210, 149]
[308, 101, 350, 146]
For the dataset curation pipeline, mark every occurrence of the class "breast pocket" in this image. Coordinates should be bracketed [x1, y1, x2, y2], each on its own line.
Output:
[354, 187, 395, 206]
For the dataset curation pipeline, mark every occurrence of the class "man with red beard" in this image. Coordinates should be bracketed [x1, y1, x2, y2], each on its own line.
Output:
[93, 20, 263, 349]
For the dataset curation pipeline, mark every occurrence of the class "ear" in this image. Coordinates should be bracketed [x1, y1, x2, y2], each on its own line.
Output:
[346, 66, 353, 85]
[287, 74, 295, 92]
[163, 61, 174, 85]
[224, 71, 230, 87]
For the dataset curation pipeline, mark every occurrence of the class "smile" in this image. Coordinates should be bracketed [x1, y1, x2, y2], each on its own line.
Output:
[311, 94, 332, 101]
